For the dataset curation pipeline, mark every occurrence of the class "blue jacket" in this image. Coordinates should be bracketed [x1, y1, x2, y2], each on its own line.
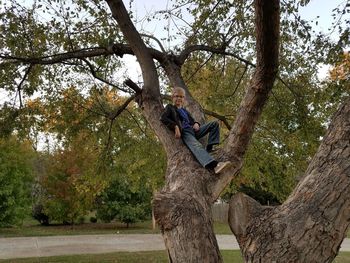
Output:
[160, 104, 199, 132]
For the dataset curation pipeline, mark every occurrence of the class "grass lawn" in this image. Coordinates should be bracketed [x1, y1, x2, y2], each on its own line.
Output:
[1, 220, 349, 262]
[0, 219, 232, 237]
[1, 251, 350, 263]
[0, 219, 160, 237]
[0, 250, 243, 263]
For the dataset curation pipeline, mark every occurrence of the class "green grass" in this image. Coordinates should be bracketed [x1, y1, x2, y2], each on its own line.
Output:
[0, 220, 160, 237]
[2, 220, 349, 263]
[0, 220, 233, 237]
[1, 251, 350, 263]
[0, 250, 243, 263]
[213, 221, 232, 234]
[334, 252, 350, 263]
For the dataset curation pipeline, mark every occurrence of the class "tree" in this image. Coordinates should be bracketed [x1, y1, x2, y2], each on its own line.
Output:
[1, 0, 349, 262]
[26, 85, 165, 224]
[0, 136, 35, 227]
[39, 134, 106, 224]
[96, 176, 152, 228]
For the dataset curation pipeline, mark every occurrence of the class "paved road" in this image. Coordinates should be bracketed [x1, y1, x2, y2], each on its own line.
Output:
[1, 234, 350, 259]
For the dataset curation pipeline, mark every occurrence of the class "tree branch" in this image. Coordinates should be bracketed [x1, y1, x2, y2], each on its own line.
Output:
[81, 58, 130, 93]
[185, 53, 214, 82]
[109, 94, 136, 120]
[126, 108, 148, 137]
[211, 0, 280, 200]
[140, 33, 166, 53]
[228, 193, 267, 238]
[176, 44, 296, 96]
[0, 47, 117, 65]
[105, 0, 160, 100]
[227, 64, 248, 97]
[178, 45, 255, 67]
[16, 65, 32, 108]
[203, 109, 232, 130]
[124, 78, 142, 93]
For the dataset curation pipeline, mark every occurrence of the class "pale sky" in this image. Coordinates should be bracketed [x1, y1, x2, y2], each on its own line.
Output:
[1, 0, 348, 105]
[299, 0, 348, 35]
[124, 0, 349, 81]
[129, 0, 348, 40]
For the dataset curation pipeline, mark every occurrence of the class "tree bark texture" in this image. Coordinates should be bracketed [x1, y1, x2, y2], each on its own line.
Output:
[229, 97, 350, 263]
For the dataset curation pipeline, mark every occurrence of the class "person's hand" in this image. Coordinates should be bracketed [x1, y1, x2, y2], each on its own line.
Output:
[193, 123, 200, 132]
[175, 125, 181, 139]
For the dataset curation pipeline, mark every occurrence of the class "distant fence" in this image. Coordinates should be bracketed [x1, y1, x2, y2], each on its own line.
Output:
[212, 202, 229, 223]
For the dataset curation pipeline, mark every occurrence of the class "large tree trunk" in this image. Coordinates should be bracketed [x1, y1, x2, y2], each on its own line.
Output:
[153, 158, 222, 262]
[229, 97, 350, 262]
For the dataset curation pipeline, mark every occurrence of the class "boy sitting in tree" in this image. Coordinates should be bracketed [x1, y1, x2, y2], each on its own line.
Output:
[161, 87, 231, 174]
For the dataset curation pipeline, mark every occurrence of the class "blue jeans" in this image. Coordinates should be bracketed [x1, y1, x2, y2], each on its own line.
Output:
[181, 121, 220, 167]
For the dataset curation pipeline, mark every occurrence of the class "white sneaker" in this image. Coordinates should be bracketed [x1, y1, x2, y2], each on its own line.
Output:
[214, 161, 232, 174]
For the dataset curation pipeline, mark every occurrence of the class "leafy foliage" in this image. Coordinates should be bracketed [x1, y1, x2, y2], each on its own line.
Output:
[24, 85, 165, 224]
[96, 176, 152, 227]
[38, 134, 106, 224]
[183, 49, 343, 202]
[0, 136, 35, 227]
[0, 0, 348, 222]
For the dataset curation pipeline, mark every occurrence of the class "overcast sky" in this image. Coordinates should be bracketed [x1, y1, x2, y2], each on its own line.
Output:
[1, 0, 347, 105]
[124, 0, 349, 80]
[128, 0, 347, 36]
[299, 0, 348, 35]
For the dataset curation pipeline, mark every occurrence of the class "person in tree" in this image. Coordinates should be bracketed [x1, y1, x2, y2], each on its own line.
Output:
[161, 87, 231, 174]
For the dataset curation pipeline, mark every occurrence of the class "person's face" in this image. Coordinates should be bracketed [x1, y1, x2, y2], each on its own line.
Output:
[172, 91, 185, 107]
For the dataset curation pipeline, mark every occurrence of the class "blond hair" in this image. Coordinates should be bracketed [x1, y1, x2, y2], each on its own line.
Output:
[172, 86, 185, 96]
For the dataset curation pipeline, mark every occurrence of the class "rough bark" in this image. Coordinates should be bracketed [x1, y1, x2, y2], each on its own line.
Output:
[229, 97, 350, 262]
[153, 147, 223, 262]
[153, 0, 279, 262]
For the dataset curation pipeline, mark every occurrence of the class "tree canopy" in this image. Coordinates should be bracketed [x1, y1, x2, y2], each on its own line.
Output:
[1, 0, 348, 203]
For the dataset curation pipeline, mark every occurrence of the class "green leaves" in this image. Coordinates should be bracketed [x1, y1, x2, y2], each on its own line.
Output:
[0, 0, 348, 216]
[37, 134, 108, 224]
[0, 136, 35, 227]
[95, 176, 152, 226]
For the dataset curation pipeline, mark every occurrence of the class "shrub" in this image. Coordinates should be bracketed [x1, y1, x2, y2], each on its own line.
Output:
[90, 216, 97, 223]
[96, 177, 152, 227]
[32, 204, 50, 225]
[0, 137, 35, 227]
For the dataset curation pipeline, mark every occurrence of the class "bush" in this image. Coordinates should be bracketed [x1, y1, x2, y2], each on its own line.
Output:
[0, 137, 35, 227]
[90, 216, 97, 223]
[78, 216, 85, 224]
[96, 177, 152, 227]
[37, 145, 105, 225]
[32, 204, 50, 225]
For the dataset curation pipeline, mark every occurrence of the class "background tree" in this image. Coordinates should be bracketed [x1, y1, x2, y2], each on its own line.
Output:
[25, 84, 165, 224]
[0, 136, 35, 227]
[96, 175, 152, 228]
[39, 134, 104, 224]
